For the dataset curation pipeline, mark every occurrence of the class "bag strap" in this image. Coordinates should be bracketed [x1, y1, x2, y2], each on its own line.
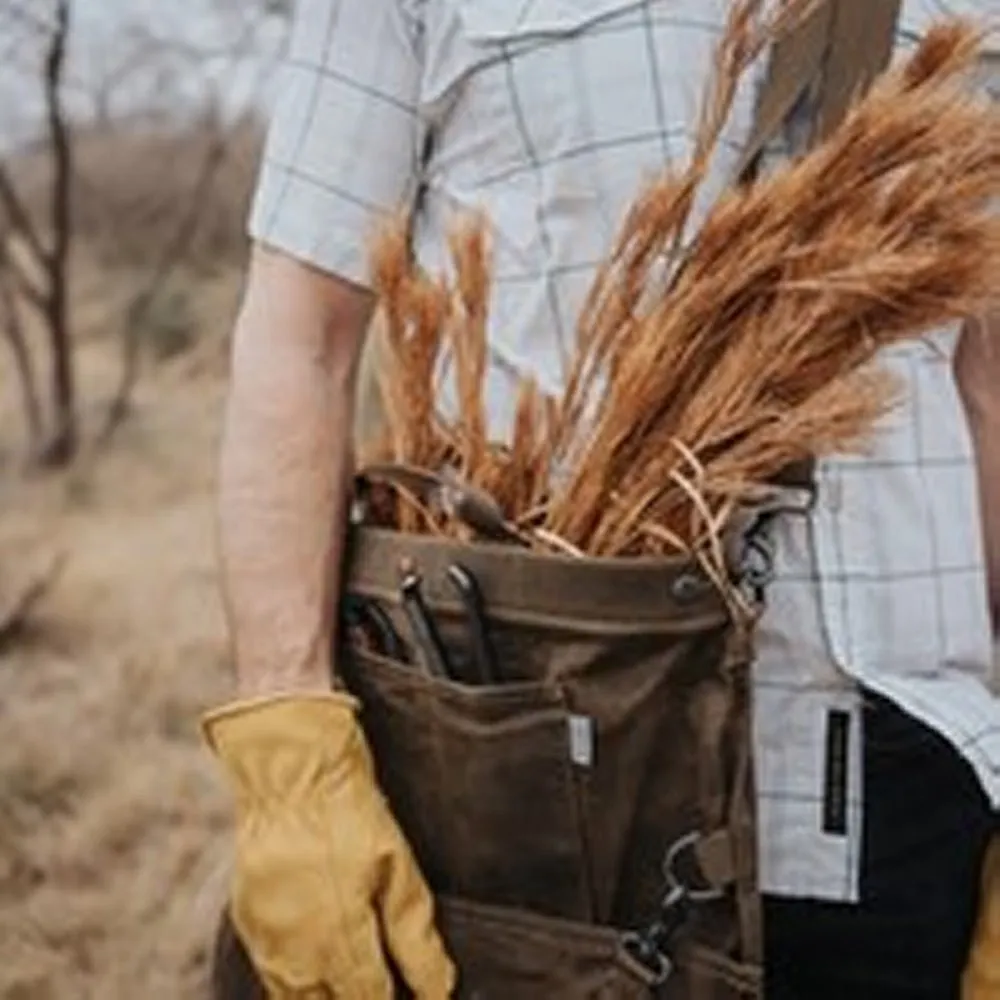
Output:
[739, 0, 903, 178]
[354, 463, 527, 545]
[737, 1, 834, 177]
[814, 0, 903, 141]
[743, 0, 902, 493]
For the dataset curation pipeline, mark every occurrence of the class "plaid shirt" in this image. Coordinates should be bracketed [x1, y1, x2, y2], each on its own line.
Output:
[249, 0, 999, 902]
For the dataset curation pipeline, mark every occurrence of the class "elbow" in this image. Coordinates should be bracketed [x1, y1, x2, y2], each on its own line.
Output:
[233, 242, 376, 383]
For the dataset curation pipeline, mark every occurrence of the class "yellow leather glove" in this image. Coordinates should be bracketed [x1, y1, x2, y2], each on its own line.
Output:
[202, 692, 456, 999]
[963, 836, 1000, 1000]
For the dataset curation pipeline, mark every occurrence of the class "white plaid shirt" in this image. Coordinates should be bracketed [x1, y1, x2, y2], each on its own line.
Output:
[249, 0, 1000, 902]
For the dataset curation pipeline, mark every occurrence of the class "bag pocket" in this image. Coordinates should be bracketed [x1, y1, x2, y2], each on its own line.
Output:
[683, 944, 762, 1000]
[434, 894, 658, 999]
[341, 648, 593, 919]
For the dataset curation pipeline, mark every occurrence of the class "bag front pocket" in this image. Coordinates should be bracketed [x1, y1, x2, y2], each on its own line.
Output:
[434, 895, 658, 1000]
[341, 648, 593, 920]
[683, 944, 762, 1000]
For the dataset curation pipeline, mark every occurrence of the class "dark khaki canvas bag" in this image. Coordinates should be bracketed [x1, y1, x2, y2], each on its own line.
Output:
[212, 2, 902, 996]
[338, 515, 764, 999]
[216, 495, 766, 999]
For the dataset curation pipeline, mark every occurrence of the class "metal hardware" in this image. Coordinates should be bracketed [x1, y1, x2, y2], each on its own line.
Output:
[446, 563, 500, 685]
[736, 512, 778, 603]
[620, 830, 726, 984]
[399, 561, 454, 680]
[621, 884, 690, 986]
[341, 594, 406, 661]
[671, 571, 712, 603]
[663, 830, 726, 904]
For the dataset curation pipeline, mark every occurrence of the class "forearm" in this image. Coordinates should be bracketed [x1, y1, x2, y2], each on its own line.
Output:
[218, 249, 371, 696]
[957, 308, 999, 625]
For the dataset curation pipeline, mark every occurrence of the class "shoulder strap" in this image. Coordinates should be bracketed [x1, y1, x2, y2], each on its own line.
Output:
[739, 0, 903, 177]
[815, 0, 903, 140]
[741, 0, 902, 493]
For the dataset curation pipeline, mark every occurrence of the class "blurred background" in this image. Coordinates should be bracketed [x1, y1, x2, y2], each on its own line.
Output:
[0, 2, 992, 998]
[0, 2, 289, 996]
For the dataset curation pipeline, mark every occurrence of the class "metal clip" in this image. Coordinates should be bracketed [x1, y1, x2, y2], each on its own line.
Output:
[742, 535, 775, 590]
[735, 513, 777, 603]
[663, 829, 727, 904]
[620, 830, 727, 984]
[621, 884, 690, 985]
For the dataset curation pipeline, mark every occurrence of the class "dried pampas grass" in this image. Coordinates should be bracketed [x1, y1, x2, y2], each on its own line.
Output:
[360, 6, 999, 573]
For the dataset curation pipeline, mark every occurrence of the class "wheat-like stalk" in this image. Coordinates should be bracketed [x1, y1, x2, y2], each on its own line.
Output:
[544, 18, 999, 549]
[365, 217, 455, 530]
[553, 0, 818, 462]
[361, 13, 999, 575]
[446, 218, 492, 484]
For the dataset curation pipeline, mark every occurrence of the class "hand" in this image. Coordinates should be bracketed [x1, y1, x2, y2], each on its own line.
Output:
[203, 693, 456, 999]
[963, 837, 1000, 1000]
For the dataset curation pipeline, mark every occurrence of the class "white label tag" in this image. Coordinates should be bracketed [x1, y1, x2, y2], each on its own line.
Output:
[568, 714, 595, 768]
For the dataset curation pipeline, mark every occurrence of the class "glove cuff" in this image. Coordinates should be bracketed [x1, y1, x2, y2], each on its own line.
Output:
[201, 692, 368, 797]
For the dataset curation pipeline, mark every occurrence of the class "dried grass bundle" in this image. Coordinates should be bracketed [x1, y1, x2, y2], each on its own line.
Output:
[547, 19, 999, 553]
[367, 220, 453, 532]
[360, 8, 999, 576]
[555, 0, 811, 454]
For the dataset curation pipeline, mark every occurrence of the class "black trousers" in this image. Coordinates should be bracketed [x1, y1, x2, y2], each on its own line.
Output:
[764, 693, 997, 1000]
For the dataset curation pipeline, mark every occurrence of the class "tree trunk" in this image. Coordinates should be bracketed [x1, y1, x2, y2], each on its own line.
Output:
[39, 0, 75, 467]
[102, 127, 227, 442]
[0, 267, 44, 453]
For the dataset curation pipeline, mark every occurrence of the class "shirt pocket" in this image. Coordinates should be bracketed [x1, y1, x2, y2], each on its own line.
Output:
[457, 0, 646, 43]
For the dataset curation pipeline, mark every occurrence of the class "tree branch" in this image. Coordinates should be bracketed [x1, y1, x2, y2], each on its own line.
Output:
[0, 551, 66, 650]
[102, 131, 229, 440]
[0, 163, 48, 267]
[0, 252, 44, 451]
[4, 251, 48, 312]
[0, 0, 57, 35]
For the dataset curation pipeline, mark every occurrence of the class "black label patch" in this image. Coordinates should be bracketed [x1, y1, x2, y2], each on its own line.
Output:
[823, 709, 850, 836]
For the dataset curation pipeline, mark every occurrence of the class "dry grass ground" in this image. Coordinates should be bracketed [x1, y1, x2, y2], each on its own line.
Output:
[0, 260, 244, 999]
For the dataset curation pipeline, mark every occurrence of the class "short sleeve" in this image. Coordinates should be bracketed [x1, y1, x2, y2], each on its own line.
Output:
[248, 0, 427, 287]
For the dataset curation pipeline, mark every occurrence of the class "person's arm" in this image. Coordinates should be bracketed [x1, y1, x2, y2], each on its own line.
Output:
[956, 308, 1000, 627]
[212, 0, 426, 696]
[209, 247, 456, 995]
[218, 245, 373, 697]
[203, 6, 456, 993]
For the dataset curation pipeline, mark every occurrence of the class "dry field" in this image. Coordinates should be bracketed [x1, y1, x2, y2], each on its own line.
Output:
[0, 261, 244, 999]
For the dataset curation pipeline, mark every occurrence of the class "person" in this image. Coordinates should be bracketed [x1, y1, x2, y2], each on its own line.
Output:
[203, 0, 999, 997]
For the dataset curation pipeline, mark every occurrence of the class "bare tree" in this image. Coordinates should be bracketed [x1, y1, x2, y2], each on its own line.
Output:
[0, 244, 43, 452]
[84, 34, 169, 129]
[0, 0, 76, 466]
[99, 7, 280, 439]
[101, 119, 229, 437]
[0, 0, 286, 459]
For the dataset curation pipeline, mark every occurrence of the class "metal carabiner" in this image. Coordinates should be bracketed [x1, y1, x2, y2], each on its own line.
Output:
[621, 831, 729, 984]
[662, 830, 727, 904]
[621, 884, 690, 985]
[621, 930, 674, 986]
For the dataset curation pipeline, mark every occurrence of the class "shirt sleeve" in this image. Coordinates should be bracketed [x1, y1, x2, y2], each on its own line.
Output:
[248, 0, 427, 288]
